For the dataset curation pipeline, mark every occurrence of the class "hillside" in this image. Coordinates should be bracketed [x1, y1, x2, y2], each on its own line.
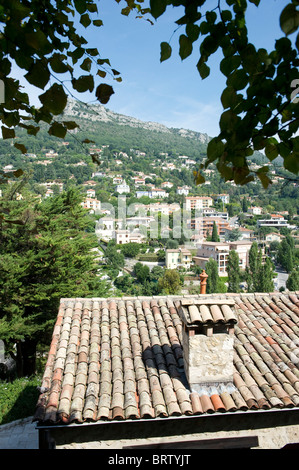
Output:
[56, 99, 210, 160]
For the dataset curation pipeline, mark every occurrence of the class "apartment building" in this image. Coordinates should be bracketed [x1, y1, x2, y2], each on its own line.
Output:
[193, 241, 252, 276]
[166, 247, 193, 270]
[185, 196, 213, 211]
[257, 214, 292, 229]
[134, 203, 180, 216]
[187, 217, 230, 238]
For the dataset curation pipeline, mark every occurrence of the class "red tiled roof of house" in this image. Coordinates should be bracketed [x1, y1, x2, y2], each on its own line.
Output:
[34, 292, 299, 425]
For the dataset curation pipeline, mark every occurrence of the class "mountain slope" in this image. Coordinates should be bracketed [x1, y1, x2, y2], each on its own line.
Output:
[63, 99, 210, 144]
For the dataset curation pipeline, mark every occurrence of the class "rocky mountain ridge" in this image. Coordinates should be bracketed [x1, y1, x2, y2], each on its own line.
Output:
[63, 99, 210, 144]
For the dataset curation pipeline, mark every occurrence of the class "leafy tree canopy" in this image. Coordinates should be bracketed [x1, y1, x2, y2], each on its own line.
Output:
[0, 0, 298, 187]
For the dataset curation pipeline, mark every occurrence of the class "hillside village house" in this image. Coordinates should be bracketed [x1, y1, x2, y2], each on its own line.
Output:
[248, 206, 263, 215]
[165, 247, 193, 270]
[193, 241, 252, 276]
[161, 182, 173, 189]
[176, 186, 191, 196]
[115, 229, 146, 245]
[216, 194, 230, 205]
[81, 198, 101, 213]
[34, 290, 299, 449]
[86, 189, 95, 198]
[115, 181, 130, 195]
[222, 226, 254, 241]
[265, 232, 285, 244]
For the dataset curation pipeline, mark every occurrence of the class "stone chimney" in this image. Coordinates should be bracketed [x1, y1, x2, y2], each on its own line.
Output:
[177, 298, 237, 393]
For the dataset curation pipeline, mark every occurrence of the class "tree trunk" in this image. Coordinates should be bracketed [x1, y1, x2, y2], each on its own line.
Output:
[16, 339, 37, 377]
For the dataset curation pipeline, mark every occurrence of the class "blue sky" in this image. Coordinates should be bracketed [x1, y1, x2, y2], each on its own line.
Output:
[15, 0, 292, 138]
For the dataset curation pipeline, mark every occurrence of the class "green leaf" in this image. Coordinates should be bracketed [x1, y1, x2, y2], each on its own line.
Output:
[97, 69, 107, 78]
[160, 42, 172, 62]
[25, 30, 51, 52]
[62, 121, 79, 130]
[1, 126, 15, 139]
[219, 110, 239, 132]
[14, 143, 27, 154]
[186, 24, 200, 42]
[150, 0, 167, 19]
[197, 61, 210, 79]
[256, 171, 272, 189]
[74, 0, 87, 14]
[284, 152, 299, 174]
[39, 84, 68, 115]
[179, 35, 192, 60]
[220, 55, 241, 77]
[265, 138, 279, 161]
[227, 69, 248, 91]
[193, 170, 205, 185]
[95, 83, 114, 104]
[93, 19, 103, 27]
[72, 75, 94, 93]
[80, 57, 92, 72]
[13, 169, 24, 178]
[221, 86, 242, 109]
[280, 4, 299, 36]
[24, 61, 50, 89]
[49, 54, 70, 74]
[48, 122, 67, 138]
[207, 138, 225, 162]
[80, 13, 91, 28]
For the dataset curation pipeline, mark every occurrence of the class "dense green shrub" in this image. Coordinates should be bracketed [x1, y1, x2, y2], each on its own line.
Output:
[0, 376, 40, 425]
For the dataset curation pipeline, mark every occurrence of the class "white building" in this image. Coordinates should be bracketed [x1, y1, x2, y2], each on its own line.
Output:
[257, 214, 291, 229]
[81, 198, 101, 212]
[176, 186, 190, 196]
[116, 181, 130, 194]
[185, 196, 213, 211]
[248, 206, 263, 215]
[115, 230, 146, 245]
[193, 241, 252, 276]
[136, 189, 167, 199]
[86, 189, 96, 198]
[166, 248, 193, 270]
[216, 194, 230, 205]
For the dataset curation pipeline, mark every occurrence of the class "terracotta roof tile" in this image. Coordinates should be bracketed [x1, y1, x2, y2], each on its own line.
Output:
[35, 292, 299, 425]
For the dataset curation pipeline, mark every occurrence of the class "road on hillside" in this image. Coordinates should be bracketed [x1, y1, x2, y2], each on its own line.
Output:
[274, 265, 289, 291]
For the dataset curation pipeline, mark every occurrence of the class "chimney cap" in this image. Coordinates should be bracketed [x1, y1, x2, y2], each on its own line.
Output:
[177, 298, 237, 328]
[199, 270, 208, 280]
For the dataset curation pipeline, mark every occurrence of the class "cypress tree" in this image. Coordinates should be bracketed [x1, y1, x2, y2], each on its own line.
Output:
[227, 250, 240, 293]
[211, 221, 220, 242]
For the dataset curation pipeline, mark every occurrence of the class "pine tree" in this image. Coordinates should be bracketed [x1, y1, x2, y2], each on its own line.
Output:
[0, 186, 109, 376]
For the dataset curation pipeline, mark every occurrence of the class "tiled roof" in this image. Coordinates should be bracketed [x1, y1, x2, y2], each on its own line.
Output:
[34, 292, 299, 425]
